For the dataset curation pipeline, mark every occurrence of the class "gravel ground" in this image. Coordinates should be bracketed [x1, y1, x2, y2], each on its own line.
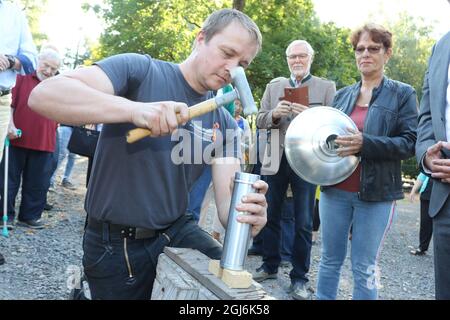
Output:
[0, 157, 435, 300]
[244, 200, 435, 300]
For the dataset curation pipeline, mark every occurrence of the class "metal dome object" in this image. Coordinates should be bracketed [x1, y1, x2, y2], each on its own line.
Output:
[285, 106, 360, 186]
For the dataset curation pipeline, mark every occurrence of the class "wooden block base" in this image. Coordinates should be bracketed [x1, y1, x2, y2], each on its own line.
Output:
[208, 260, 252, 289]
[152, 248, 271, 300]
[208, 259, 223, 278]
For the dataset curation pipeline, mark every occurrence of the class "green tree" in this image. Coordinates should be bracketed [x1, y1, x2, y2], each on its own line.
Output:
[18, 0, 48, 47]
[232, 0, 245, 11]
[243, 0, 359, 101]
[90, 0, 229, 62]
[91, 0, 360, 103]
[385, 13, 435, 100]
[87, 1, 436, 178]
[64, 37, 95, 69]
[383, 14, 435, 179]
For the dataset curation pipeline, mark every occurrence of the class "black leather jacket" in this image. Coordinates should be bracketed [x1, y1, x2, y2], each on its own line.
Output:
[330, 76, 418, 201]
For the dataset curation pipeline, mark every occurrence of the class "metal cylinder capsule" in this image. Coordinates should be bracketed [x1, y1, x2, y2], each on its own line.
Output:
[220, 172, 260, 271]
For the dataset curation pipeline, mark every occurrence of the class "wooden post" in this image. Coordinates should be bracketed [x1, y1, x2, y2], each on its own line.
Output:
[151, 247, 273, 300]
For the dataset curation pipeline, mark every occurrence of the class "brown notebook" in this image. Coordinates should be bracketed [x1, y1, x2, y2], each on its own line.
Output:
[279, 86, 309, 106]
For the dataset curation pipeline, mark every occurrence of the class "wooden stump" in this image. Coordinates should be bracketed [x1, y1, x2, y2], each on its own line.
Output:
[151, 247, 273, 300]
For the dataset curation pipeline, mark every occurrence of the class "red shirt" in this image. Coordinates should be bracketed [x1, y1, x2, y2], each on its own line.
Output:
[11, 73, 57, 152]
[334, 105, 368, 192]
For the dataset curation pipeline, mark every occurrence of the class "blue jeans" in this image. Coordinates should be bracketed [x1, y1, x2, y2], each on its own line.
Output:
[50, 129, 59, 178]
[83, 214, 221, 299]
[51, 126, 75, 184]
[187, 166, 212, 221]
[317, 187, 396, 300]
[262, 154, 315, 285]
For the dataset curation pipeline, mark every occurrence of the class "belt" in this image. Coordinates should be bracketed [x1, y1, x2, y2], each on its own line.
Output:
[87, 217, 161, 240]
[0, 89, 11, 97]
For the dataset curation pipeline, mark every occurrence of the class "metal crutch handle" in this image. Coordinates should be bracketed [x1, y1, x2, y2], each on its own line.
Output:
[2, 129, 21, 237]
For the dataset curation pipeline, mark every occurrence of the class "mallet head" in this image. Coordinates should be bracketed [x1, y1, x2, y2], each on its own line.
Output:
[230, 67, 257, 116]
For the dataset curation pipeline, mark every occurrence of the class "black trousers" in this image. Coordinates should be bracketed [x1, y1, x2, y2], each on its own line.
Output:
[0, 146, 53, 221]
[83, 215, 222, 300]
[313, 199, 320, 232]
[419, 198, 432, 251]
[433, 197, 450, 300]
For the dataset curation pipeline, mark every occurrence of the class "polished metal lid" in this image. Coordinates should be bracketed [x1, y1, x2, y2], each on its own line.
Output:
[285, 106, 360, 186]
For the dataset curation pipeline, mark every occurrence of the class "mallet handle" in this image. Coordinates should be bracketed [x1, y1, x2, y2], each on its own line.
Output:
[126, 90, 238, 143]
[126, 98, 219, 143]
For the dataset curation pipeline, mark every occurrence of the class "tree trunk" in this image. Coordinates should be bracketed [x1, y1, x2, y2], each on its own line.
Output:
[232, 0, 245, 11]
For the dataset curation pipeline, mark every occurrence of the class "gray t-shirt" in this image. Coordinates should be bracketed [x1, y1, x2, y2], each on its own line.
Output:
[85, 53, 239, 229]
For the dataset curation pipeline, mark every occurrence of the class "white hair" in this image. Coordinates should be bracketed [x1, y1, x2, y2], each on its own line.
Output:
[38, 47, 61, 63]
[285, 40, 315, 57]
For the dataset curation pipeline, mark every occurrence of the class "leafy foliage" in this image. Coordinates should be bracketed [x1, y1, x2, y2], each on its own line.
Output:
[18, 0, 48, 47]
[384, 14, 435, 178]
[385, 13, 435, 100]
[72, 0, 440, 177]
[90, 1, 436, 102]
[90, 0, 229, 62]
[402, 157, 419, 179]
[91, 0, 361, 103]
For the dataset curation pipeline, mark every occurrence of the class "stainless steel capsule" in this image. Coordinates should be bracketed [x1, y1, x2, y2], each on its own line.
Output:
[220, 172, 260, 271]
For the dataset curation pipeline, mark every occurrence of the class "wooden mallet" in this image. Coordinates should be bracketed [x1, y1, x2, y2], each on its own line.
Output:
[126, 67, 257, 143]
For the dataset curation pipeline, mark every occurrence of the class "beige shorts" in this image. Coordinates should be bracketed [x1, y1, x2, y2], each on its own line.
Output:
[0, 93, 12, 160]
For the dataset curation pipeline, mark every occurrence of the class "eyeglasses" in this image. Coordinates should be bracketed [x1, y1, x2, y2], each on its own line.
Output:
[354, 46, 383, 55]
[287, 53, 310, 60]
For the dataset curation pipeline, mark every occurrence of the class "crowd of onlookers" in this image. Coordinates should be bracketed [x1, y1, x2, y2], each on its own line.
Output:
[0, 44, 80, 231]
[0, 1, 94, 267]
[186, 20, 448, 300]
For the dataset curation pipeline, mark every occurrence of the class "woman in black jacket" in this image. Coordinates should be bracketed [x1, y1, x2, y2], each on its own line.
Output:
[316, 23, 418, 300]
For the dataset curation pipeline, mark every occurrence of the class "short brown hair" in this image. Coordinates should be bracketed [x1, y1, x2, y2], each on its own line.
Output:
[202, 9, 262, 53]
[350, 23, 393, 50]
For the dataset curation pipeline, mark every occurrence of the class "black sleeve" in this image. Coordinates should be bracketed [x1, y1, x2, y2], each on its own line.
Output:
[361, 86, 418, 161]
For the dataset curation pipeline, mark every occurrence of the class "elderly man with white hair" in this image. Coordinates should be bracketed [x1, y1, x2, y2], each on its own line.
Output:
[254, 39, 336, 300]
[0, 47, 61, 229]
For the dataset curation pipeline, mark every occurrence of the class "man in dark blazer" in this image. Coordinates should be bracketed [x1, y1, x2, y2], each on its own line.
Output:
[416, 29, 450, 300]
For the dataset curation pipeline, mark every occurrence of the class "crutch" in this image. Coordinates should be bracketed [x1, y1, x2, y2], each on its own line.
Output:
[2, 129, 21, 237]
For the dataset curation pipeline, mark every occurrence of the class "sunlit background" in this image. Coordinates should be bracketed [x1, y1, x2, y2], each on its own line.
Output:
[32, 0, 449, 69]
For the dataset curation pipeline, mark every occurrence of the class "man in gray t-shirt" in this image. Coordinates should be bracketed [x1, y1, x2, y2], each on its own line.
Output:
[29, 9, 268, 300]
[87, 53, 240, 230]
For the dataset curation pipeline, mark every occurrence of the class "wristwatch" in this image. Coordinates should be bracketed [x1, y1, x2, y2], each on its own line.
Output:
[5, 55, 16, 69]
